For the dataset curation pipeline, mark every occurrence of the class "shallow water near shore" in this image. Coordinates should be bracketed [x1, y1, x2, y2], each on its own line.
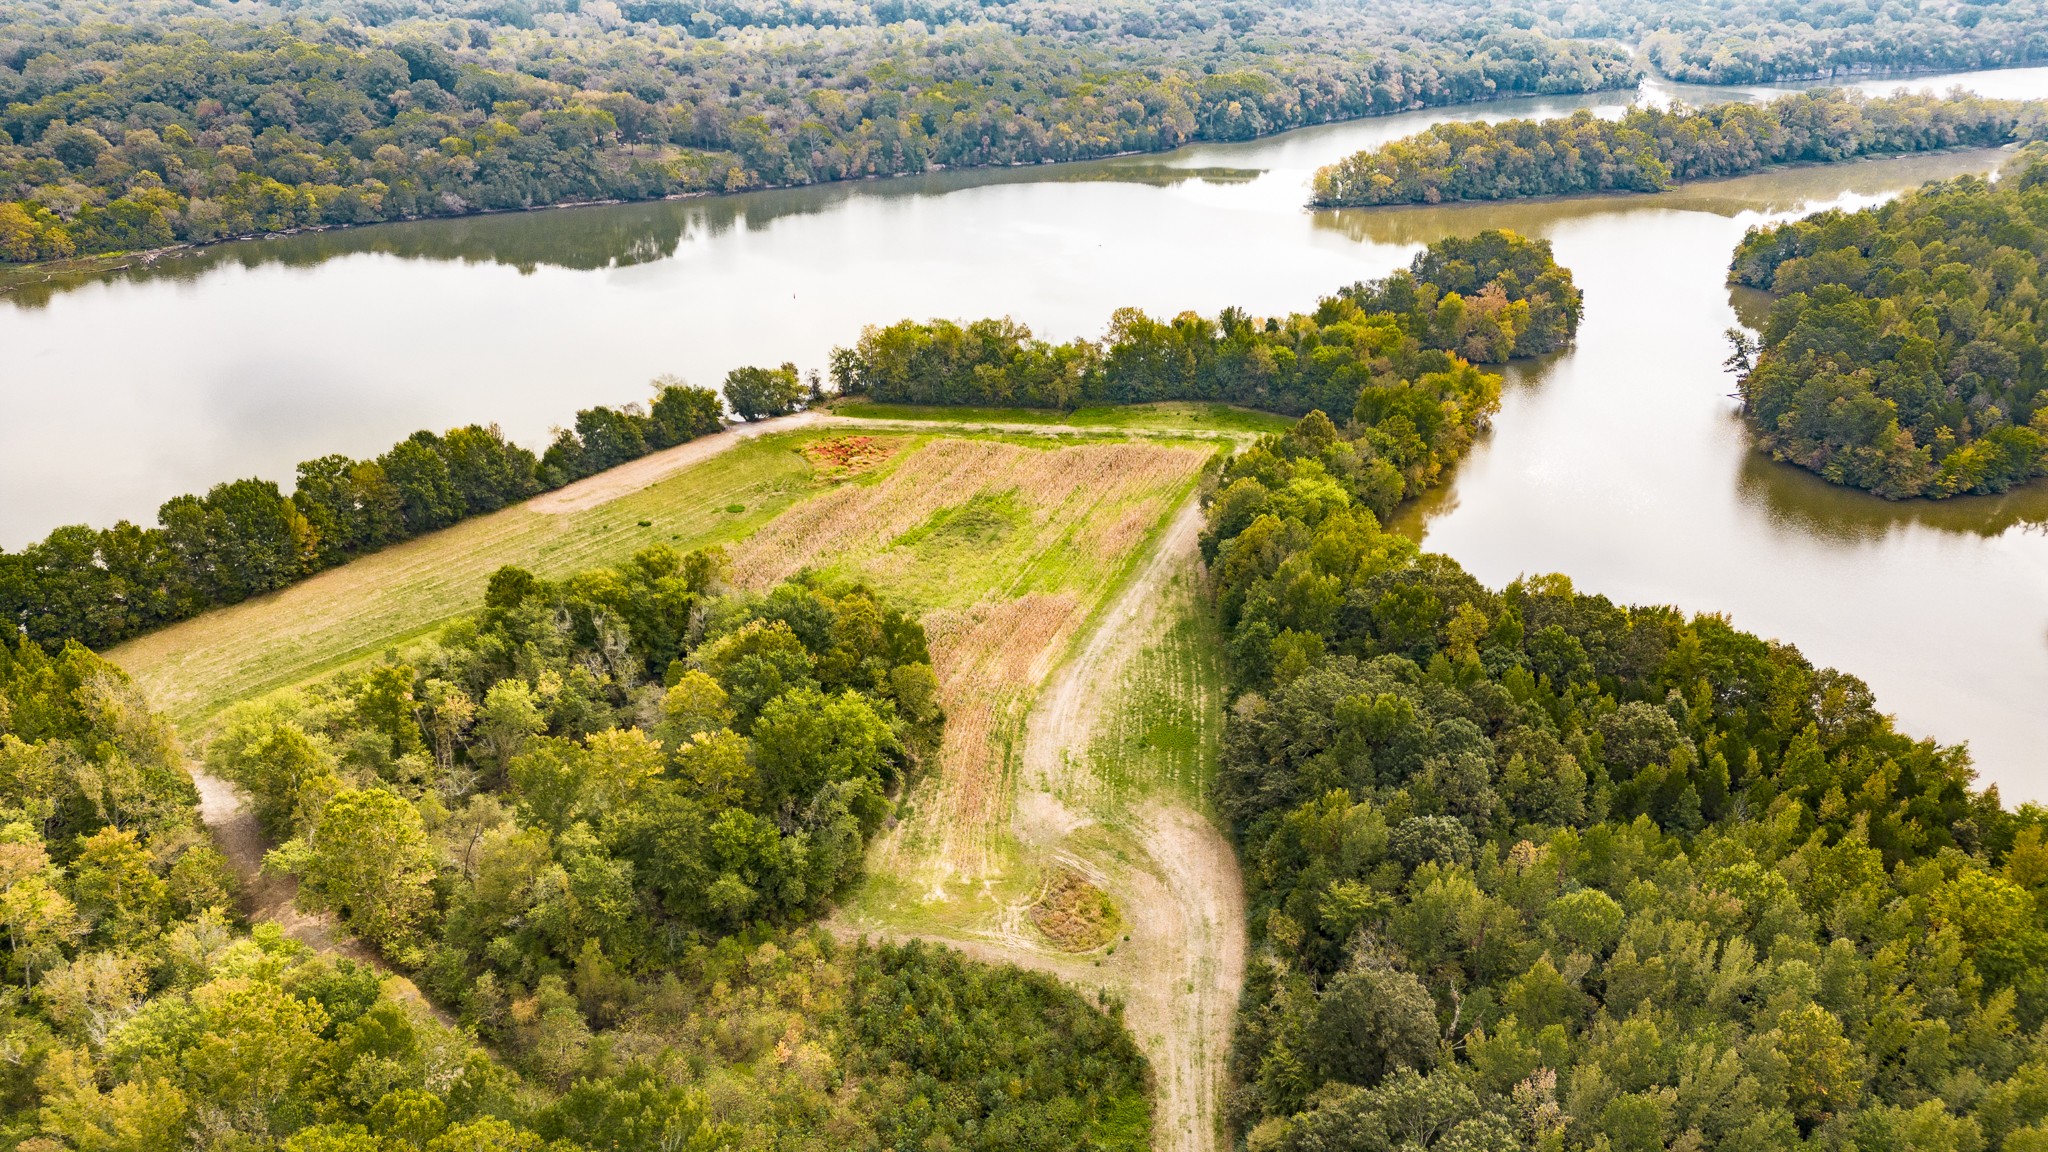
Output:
[6, 65, 2048, 794]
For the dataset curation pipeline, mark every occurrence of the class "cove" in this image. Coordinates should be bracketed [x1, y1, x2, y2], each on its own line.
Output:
[5, 66, 2048, 793]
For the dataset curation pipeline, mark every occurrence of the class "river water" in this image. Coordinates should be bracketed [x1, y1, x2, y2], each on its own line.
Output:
[5, 66, 2048, 794]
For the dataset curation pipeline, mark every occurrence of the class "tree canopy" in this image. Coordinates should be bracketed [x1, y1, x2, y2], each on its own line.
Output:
[1310, 90, 2045, 208]
[1727, 145, 2048, 498]
[835, 230, 1580, 415]
[0, 0, 1638, 263]
[1206, 398, 2048, 1152]
[0, 552, 1150, 1152]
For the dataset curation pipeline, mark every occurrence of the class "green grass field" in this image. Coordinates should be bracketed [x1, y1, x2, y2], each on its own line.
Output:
[110, 422, 1229, 731]
[110, 428, 863, 726]
[834, 399, 1293, 435]
[1083, 564, 1228, 814]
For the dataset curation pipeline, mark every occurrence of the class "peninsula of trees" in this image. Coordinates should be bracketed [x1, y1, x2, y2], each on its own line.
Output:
[1728, 146, 2048, 498]
[1308, 90, 2044, 208]
[0, 230, 1566, 659]
[836, 230, 1580, 415]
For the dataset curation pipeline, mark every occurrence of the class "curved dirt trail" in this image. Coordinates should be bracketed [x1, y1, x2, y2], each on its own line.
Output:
[1016, 494, 1247, 1152]
[842, 491, 1248, 1152]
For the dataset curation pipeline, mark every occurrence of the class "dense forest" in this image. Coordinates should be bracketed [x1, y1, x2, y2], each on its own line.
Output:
[0, 0, 1638, 263]
[1309, 90, 2044, 208]
[836, 230, 1580, 416]
[0, 560, 1152, 1150]
[1200, 405, 2048, 1152]
[0, 377, 729, 654]
[1605, 0, 2048, 84]
[1727, 145, 2048, 498]
[10, 0, 2048, 264]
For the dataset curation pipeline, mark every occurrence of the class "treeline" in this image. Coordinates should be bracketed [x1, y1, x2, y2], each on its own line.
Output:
[1203, 410, 2048, 1152]
[0, 0, 1638, 263]
[1617, 0, 2048, 84]
[834, 230, 1580, 414]
[1727, 145, 2048, 498]
[0, 629, 1152, 1151]
[1310, 90, 2044, 208]
[0, 378, 722, 652]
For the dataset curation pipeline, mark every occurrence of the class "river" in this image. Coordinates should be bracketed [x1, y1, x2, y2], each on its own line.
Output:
[5, 66, 2048, 795]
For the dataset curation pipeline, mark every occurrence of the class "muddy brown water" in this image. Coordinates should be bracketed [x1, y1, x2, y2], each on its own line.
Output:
[6, 66, 2048, 795]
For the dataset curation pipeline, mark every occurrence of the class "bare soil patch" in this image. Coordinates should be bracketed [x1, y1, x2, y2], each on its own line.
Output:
[799, 434, 897, 478]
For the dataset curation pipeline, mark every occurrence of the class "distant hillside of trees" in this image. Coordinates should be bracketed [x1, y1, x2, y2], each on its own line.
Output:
[0, 0, 1637, 263]
[1310, 90, 2045, 208]
[1726, 145, 2048, 499]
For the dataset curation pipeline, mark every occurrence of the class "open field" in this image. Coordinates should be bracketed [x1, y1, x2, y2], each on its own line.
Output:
[834, 399, 1294, 435]
[110, 415, 849, 725]
[110, 409, 1266, 729]
[768, 436, 1217, 890]
[108, 405, 1249, 1152]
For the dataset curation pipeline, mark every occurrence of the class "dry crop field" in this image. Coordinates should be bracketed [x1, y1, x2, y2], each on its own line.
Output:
[739, 435, 1216, 908]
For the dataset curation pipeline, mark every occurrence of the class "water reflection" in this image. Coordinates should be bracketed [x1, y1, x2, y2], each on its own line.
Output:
[0, 163, 1273, 307]
[1734, 442, 2048, 541]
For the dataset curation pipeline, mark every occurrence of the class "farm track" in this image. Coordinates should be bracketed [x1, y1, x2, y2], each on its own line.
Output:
[191, 765, 450, 1022]
[837, 492, 1248, 1152]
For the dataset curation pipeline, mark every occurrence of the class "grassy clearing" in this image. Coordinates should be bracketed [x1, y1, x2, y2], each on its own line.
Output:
[834, 399, 1293, 435]
[1081, 564, 1228, 815]
[109, 428, 883, 726]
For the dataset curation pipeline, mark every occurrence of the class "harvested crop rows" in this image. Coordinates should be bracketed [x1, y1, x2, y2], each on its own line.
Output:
[731, 437, 1209, 600]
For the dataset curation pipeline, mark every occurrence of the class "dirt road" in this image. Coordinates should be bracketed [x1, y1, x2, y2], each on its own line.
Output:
[1016, 494, 1247, 1152]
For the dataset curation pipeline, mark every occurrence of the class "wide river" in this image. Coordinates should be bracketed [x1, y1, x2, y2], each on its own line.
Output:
[6, 66, 2048, 795]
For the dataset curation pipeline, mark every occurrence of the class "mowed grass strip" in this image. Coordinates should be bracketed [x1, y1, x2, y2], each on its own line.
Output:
[833, 399, 1294, 436]
[1083, 562, 1227, 815]
[109, 428, 884, 727]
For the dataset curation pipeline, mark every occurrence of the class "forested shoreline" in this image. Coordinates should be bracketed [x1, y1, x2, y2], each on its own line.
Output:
[1201, 403, 2048, 1150]
[8, 0, 2048, 265]
[0, 377, 735, 654]
[1727, 146, 2048, 499]
[0, 0, 1639, 264]
[835, 230, 1580, 414]
[1309, 90, 2045, 208]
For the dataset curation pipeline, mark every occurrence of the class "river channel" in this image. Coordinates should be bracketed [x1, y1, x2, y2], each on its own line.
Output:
[5, 65, 2048, 795]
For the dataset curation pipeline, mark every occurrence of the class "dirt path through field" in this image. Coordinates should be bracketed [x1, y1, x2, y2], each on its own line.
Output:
[838, 490, 1247, 1152]
[529, 409, 827, 513]
[1018, 494, 1246, 1152]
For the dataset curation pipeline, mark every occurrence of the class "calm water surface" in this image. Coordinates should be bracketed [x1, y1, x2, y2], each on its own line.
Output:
[5, 66, 2048, 794]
